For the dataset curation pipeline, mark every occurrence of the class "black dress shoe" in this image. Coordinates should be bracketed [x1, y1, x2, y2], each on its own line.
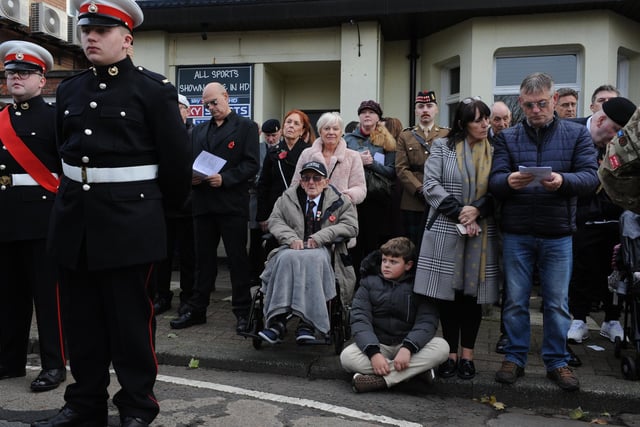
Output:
[495, 334, 509, 354]
[457, 359, 476, 380]
[0, 365, 26, 380]
[236, 316, 249, 334]
[437, 358, 457, 378]
[31, 406, 106, 427]
[31, 368, 67, 392]
[169, 310, 206, 329]
[153, 295, 172, 315]
[121, 416, 149, 427]
[567, 344, 582, 367]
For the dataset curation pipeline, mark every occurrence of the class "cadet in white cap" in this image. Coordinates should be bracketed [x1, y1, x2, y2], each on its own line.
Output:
[0, 41, 66, 394]
[32, 1, 192, 426]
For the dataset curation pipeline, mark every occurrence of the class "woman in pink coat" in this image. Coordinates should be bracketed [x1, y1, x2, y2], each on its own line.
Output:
[292, 112, 366, 205]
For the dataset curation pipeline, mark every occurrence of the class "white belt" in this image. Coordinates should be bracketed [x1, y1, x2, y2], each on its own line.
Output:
[0, 173, 59, 187]
[62, 161, 158, 184]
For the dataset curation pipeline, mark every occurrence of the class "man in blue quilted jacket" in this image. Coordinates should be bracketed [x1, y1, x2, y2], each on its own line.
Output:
[489, 72, 599, 392]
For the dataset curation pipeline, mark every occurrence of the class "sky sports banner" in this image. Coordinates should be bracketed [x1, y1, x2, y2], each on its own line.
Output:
[176, 65, 253, 124]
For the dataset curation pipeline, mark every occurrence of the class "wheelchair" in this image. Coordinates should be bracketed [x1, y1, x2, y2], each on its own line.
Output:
[610, 211, 640, 380]
[239, 236, 353, 355]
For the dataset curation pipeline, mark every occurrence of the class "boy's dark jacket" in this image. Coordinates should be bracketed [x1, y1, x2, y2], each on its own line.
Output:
[350, 250, 440, 358]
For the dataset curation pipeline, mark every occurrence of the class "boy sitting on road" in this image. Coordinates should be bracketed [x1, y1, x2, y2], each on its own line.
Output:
[340, 237, 449, 392]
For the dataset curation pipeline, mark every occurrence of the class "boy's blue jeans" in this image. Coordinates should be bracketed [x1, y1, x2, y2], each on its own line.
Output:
[502, 233, 572, 371]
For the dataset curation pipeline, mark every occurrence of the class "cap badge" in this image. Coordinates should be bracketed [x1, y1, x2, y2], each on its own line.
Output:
[15, 52, 24, 60]
[20, 102, 30, 110]
[108, 66, 119, 76]
[88, 2, 98, 13]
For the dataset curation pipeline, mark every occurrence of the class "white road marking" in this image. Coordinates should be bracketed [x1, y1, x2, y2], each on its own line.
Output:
[26, 367, 420, 427]
[156, 374, 422, 427]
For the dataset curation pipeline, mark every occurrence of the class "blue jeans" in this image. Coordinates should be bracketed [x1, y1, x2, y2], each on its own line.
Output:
[502, 233, 572, 371]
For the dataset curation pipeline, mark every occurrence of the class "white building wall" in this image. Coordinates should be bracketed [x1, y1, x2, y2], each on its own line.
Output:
[131, 11, 640, 127]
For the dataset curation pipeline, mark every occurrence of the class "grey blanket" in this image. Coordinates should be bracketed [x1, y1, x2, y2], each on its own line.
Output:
[260, 247, 337, 333]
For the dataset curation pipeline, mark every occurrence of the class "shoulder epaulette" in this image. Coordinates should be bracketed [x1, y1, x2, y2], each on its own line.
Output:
[136, 65, 171, 85]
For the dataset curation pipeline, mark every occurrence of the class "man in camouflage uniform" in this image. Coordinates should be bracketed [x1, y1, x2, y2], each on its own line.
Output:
[395, 90, 449, 248]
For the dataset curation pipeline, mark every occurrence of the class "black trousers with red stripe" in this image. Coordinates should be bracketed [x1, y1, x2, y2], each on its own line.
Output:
[59, 262, 159, 423]
[0, 239, 65, 371]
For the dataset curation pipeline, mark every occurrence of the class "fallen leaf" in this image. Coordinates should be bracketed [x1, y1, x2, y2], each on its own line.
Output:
[188, 358, 199, 369]
[492, 401, 506, 411]
[568, 407, 584, 420]
[167, 333, 177, 339]
[590, 418, 608, 425]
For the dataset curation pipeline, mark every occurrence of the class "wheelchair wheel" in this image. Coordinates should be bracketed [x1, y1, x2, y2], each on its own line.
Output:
[621, 355, 638, 380]
[615, 336, 622, 358]
[332, 304, 350, 355]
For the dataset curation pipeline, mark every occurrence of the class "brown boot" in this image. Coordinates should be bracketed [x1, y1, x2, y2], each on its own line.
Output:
[495, 360, 525, 384]
[546, 366, 579, 391]
[351, 373, 387, 393]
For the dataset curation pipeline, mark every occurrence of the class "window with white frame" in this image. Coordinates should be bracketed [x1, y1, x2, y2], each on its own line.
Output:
[440, 58, 460, 128]
[493, 50, 581, 123]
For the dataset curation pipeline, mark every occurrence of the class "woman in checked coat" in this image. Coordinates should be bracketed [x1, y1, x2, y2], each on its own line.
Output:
[414, 97, 500, 381]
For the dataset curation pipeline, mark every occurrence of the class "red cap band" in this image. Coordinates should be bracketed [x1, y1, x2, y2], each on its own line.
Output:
[80, 3, 133, 31]
[4, 53, 47, 72]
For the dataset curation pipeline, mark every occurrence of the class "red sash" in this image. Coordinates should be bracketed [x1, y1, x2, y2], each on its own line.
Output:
[0, 107, 59, 193]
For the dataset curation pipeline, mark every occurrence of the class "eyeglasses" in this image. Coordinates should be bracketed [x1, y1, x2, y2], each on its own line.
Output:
[301, 175, 324, 182]
[522, 97, 552, 110]
[462, 96, 482, 104]
[4, 70, 42, 79]
[203, 99, 219, 108]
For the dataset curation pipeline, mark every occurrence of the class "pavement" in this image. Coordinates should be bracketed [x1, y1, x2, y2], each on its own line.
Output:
[30, 260, 640, 416]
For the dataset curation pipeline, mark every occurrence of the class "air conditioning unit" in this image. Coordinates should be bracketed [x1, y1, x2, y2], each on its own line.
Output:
[67, 16, 80, 46]
[30, 2, 68, 42]
[0, 0, 30, 27]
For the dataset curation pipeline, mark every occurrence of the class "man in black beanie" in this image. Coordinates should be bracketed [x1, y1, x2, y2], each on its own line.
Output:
[567, 96, 637, 347]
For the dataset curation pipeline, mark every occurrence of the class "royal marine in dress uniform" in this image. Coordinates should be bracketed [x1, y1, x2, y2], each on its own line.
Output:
[34, 1, 191, 426]
[395, 90, 450, 247]
[0, 41, 67, 393]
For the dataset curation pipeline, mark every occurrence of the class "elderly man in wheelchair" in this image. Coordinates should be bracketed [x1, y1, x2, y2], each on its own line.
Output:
[258, 161, 358, 344]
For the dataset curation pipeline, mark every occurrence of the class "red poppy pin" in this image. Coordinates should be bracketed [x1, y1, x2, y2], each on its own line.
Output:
[228, 141, 235, 149]
[278, 150, 287, 160]
[329, 215, 336, 222]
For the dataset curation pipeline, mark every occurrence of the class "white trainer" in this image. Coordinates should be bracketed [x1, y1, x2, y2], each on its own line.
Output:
[567, 319, 589, 343]
[600, 320, 624, 343]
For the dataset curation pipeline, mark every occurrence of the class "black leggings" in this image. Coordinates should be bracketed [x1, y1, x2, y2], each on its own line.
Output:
[438, 291, 482, 354]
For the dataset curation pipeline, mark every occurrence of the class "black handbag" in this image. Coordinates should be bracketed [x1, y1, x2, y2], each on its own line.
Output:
[364, 168, 392, 202]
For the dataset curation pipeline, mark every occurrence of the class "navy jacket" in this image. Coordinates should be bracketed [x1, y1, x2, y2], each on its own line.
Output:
[489, 117, 599, 237]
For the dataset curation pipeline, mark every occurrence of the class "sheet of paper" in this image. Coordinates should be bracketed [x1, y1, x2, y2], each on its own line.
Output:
[373, 152, 385, 164]
[193, 151, 227, 178]
[519, 165, 552, 187]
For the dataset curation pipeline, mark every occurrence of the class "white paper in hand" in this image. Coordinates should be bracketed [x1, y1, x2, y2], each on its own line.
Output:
[193, 151, 227, 178]
[518, 165, 552, 187]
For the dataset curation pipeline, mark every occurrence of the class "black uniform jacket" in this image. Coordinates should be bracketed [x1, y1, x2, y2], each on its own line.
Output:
[0, 97, 60, 242]
[191, 111, 259, 218]
[48, 57, 191, 271]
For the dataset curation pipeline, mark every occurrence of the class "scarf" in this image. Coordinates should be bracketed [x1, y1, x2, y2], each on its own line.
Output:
[453, 137, 492, 296]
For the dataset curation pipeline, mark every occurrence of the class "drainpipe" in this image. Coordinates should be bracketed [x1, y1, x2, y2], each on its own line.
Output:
[407, 37, 419, 127]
